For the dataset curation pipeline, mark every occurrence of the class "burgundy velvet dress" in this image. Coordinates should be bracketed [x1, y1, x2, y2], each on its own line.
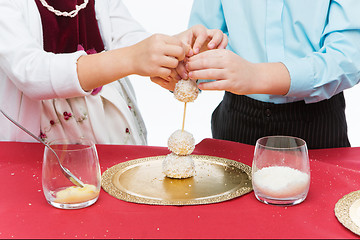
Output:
[34, 0, 147, 145]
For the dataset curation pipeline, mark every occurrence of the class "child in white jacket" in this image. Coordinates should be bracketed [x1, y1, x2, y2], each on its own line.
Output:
[0, 0, 227, 144]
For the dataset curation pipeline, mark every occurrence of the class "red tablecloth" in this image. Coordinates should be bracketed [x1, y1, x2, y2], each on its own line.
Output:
[0, 138, 359, 239]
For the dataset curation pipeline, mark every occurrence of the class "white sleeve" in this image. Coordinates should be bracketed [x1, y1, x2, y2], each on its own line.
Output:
[0, 0, 89, 100]
[108, 0, 151, 49]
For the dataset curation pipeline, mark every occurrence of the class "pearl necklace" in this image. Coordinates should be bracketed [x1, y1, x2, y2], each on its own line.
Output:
[39, 0, 89, 18]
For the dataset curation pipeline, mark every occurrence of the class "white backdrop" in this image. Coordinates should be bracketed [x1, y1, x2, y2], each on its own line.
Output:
[122, 0, 360, 147]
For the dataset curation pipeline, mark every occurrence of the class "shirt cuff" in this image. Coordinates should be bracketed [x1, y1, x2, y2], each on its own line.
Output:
[50, 51, 90, 98]
[282, 57, 315, 98]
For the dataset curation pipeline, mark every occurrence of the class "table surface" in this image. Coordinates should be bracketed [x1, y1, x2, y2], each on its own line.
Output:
[0, 138, 359, 239]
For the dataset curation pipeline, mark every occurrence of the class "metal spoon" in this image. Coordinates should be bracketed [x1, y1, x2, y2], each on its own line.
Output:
[1, 109, 85, 188]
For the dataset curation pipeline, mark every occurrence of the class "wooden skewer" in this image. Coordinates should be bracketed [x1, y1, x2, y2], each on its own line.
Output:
[181, 102, 187, 132]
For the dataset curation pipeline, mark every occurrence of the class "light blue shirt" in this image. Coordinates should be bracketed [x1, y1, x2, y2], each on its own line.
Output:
[189, 0, 360, 103]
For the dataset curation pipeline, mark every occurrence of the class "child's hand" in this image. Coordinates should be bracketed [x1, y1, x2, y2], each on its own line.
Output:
[186, 49, 290, 96]
[186, 49, 254, 95]
[149, 25, 228, 92]
[173, 24, 228, 84]
[129, 33, 189, 79]
[150, 69, 181, 91]
[175, 24, 228, 55]
[77, 33, 189, 92]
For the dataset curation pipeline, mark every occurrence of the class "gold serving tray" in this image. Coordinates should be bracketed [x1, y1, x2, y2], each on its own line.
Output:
[335, 190, 360, 236]
[101, 155, 252, 205]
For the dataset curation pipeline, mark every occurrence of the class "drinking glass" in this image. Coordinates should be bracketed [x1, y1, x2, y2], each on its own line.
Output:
[42, 138, 101, 209]
[252, 136, 310, 206]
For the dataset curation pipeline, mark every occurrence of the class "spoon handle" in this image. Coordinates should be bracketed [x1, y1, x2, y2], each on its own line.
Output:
[0, 110, 50, 147]
[0, 109, 85, 188]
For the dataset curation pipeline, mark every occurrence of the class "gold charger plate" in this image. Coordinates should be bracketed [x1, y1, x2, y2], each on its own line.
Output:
[335, 190, 360, 236]
[101, 155, 252, 205]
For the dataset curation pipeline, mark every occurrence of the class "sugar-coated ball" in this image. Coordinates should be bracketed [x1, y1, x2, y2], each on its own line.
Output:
[168, 130, 195, 155]
[162, 153, 195, 179]
[173, 80, 199, 102]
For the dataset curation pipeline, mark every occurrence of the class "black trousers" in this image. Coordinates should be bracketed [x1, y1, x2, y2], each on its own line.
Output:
[211, 92, 350, 149]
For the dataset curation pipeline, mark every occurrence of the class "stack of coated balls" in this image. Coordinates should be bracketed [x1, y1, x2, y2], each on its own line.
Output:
[162, 80, 199, 179]
[163, 129, 196, 179]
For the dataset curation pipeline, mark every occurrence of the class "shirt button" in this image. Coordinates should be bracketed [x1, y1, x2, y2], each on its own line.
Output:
[265, 109, 271, 117]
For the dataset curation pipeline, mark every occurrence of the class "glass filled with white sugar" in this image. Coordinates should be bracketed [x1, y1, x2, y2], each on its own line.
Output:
[252, 136, 310, 206]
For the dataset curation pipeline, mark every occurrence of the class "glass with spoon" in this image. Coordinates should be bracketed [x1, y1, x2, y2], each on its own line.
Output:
[42, 138, 101, 209]
[0, 109, 100, 209]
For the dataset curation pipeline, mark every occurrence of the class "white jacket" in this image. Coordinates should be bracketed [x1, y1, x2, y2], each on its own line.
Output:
[0, 0, 149, 141]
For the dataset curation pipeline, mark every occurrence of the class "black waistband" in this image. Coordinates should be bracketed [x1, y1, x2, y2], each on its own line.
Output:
[223, 92, 345, 115]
